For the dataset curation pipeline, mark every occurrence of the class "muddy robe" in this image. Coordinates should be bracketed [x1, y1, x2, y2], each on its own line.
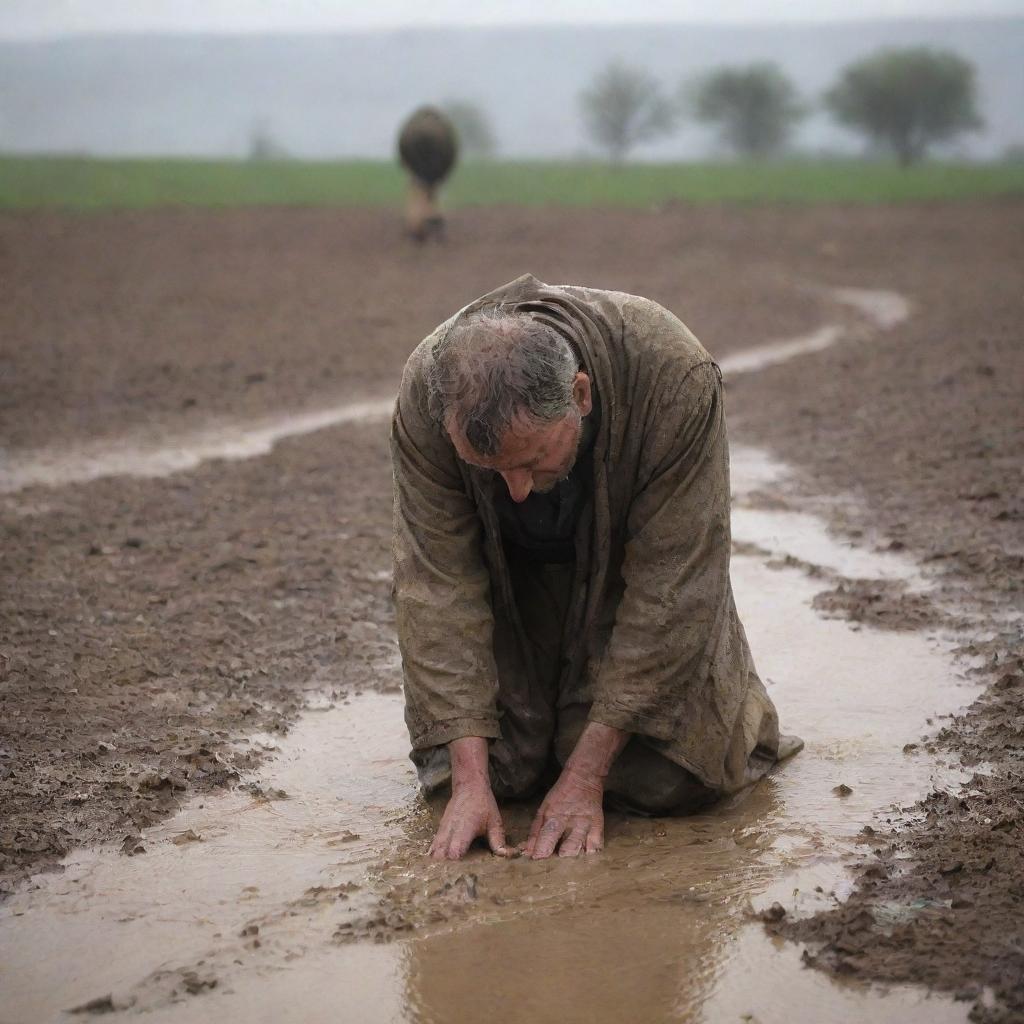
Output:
[391, 275, 781, 795]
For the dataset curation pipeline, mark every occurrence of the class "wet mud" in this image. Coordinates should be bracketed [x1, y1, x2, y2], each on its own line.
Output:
[0, 459, 979, 1021]
[1, 202, 1022, 1021]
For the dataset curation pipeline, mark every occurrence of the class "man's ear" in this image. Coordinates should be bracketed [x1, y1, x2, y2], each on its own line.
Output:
[573, 372, 593, 417]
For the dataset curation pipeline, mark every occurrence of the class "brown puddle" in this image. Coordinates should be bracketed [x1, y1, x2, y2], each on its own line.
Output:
[0, 443, 976, 1024]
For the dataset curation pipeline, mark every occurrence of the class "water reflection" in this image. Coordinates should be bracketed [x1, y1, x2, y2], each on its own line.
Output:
[402, 784, 780, 1023]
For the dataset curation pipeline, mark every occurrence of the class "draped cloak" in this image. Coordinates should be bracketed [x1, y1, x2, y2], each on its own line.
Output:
[390, 275, 781, 793]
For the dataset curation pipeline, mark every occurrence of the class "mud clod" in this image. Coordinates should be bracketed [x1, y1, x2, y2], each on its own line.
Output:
[120, 834, 146, 856]
[68, 995, 117, 1015]
[431, 874, 478, 903]
[759, 902, 788, 923]
[179, 971, 218, 996]
[333, 907, 412, 945]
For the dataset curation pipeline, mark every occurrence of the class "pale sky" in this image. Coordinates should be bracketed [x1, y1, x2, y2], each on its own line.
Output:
[3, 0, 1023, 39]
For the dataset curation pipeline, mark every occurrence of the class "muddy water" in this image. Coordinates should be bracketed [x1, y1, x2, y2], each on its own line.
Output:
[718, 324, 843, 375]
[716, 285, 909, 376]
[830, 285, 912, 330]
[0, 443, 975, 1024]
[0, 400, 395, 494]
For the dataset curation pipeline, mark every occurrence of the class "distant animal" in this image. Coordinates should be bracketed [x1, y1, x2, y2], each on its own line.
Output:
[397, 107, 458, 242]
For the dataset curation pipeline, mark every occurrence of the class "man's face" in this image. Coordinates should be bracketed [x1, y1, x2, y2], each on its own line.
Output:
[448, 372, 592, 503]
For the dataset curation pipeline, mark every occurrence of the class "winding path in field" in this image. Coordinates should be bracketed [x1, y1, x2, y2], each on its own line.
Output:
[0, 285, 909, 495]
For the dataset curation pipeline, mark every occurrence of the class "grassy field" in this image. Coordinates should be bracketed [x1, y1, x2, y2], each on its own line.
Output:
[1, 156, 1023, 209]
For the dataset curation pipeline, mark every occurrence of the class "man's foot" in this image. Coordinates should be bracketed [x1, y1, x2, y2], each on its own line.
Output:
[776, 733, 805, 760]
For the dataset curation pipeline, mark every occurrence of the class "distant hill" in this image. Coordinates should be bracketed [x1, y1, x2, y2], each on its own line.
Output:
[0, 19, 1021, 160]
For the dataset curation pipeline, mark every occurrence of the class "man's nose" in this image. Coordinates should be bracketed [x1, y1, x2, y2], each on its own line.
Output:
[501, 470, 533, 503]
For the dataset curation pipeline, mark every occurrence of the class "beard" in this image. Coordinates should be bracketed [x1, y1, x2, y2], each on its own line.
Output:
[530, 415, 584, 494]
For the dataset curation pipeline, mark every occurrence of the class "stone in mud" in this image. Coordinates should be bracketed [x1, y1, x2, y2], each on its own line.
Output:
[68, 994, 129, 1015]
[120, 834, 146, 856]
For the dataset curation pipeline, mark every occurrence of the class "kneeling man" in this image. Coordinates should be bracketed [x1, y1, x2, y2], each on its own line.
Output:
[391, 275, 798, 861]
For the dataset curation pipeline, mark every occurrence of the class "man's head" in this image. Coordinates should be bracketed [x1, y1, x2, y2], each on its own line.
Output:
[427, 310, 593, 502]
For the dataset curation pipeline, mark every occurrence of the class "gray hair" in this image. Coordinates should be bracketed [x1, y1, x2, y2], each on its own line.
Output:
[427, 309, 579, 456]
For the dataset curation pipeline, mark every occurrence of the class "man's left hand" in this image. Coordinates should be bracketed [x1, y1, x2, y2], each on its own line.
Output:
[523, 766, 606, 859]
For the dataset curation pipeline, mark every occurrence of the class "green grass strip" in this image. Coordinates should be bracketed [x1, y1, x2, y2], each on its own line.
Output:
[1, 156, 1022, 210]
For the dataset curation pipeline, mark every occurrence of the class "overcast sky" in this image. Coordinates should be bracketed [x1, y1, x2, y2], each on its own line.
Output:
[3, 0, 1023, 39]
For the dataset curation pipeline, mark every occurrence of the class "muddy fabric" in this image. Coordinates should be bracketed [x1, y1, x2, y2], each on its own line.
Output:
[391, 274, 782, 793]
[416, 559, 720, 815]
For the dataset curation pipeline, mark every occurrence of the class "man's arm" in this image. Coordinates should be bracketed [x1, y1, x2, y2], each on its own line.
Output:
[391, 344, 513, 857]
[526, 361, 728, 857]
[587, 362, 733, 760]
[391, 345, 502, 751]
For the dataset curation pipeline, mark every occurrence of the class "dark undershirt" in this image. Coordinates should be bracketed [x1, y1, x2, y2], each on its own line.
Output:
[494, 386, 600, 565]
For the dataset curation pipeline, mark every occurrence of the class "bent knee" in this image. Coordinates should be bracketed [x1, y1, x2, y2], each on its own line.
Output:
[605, 745, 720, 817]
[490, 754, 549, 800]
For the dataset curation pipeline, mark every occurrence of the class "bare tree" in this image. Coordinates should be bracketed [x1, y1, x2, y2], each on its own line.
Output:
[579, 62, 675, 164]
[690, 63, 805, 158]
[441, 100, 497, 158]
[825, 48, 982, 166]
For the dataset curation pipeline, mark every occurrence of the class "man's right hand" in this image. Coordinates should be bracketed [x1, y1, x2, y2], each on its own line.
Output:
[428, 783, 513, 860]
[428, 735, 515, 860]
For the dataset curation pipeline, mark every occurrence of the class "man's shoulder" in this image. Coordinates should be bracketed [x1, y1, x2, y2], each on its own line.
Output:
[404, 314, 455, 374]
[563, 286, 714, 381]
[561, 285, 708, 348]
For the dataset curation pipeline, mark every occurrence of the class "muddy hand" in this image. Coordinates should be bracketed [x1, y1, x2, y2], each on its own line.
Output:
[524, 767, 605, 859]
[428, 782, 515, 860]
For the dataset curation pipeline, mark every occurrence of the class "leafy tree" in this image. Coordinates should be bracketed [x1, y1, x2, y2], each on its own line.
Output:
[825, 48, 982, 165]
[441, 100, 497, 158]
[579, 62, 675, 163]
[690, 63, 805, 158]
[1002, 142, 1024, 164]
